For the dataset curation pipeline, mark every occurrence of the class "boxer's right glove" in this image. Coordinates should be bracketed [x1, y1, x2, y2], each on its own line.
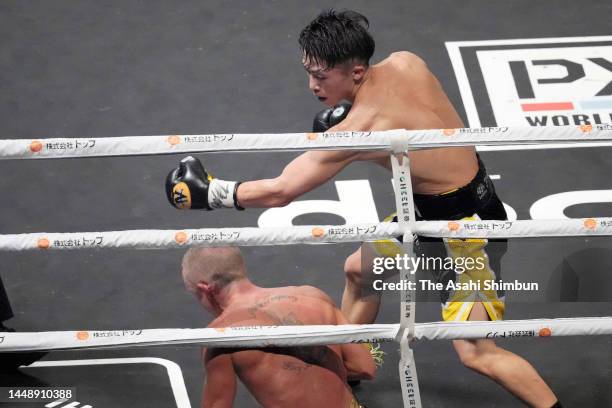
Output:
[312, 101, 352, 132]
[165, 156, 243, 210]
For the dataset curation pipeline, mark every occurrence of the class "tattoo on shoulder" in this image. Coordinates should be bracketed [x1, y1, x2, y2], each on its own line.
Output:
[261, 310, 304, 325]
[247, 295, 298, 318]
[279, 311, 302, 325]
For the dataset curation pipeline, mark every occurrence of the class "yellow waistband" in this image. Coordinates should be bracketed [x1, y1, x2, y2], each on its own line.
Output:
[349, 396, 365, 408]
[440, 187, 460, 195]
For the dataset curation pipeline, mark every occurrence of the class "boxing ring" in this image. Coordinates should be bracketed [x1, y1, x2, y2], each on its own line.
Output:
[1, 125, 612, 407]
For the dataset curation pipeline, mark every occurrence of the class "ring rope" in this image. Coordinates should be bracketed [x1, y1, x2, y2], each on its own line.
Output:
[1, 125, 611, 159]
[4, 124, 610, 407]
[1, 317, 611, 352]
[1, 218, 610, 251]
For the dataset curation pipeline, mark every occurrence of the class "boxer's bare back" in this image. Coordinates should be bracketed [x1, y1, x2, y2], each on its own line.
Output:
[203, 285, 374, 408]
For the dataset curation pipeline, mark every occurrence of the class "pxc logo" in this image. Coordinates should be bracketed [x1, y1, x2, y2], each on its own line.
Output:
[510, 58, 612, 115]
[446, 37, 612, 127]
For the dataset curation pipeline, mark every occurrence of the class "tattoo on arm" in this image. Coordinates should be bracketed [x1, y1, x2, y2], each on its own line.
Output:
[282, 361, 311, 373]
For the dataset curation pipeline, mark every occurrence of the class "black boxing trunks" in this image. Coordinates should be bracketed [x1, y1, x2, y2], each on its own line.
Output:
[373, 155, 508, 321]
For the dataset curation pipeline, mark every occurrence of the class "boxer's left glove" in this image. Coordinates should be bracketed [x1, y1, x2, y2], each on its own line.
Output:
[312, 101, 352, 132]
[165, 156, 243, 210]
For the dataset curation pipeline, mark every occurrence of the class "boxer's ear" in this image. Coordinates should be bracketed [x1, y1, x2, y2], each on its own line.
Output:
[351, 63, 367, 82]
[198, 282, 223, 313]
[196, 282, 212, 294]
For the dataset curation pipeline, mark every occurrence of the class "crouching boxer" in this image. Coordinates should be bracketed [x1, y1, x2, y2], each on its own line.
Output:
[181, 247, 375, 407]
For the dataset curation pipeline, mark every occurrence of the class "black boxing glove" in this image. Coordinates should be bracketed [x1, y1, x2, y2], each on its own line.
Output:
[312, 101, 352, 132]
[165, 156, 243, 210]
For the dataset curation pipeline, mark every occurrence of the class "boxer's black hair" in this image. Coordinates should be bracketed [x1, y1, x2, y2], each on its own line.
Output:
[299, 9, 375, 69]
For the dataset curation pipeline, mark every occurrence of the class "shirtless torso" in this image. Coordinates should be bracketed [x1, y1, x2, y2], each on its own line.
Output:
[203, 285, 374, 408]
[236, 51, 479, 208]
[344, 51, 477, 193]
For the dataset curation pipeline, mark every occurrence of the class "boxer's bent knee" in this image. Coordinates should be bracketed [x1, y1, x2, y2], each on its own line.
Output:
[344, 252, 363, 284]
[454, 340, 500, 378]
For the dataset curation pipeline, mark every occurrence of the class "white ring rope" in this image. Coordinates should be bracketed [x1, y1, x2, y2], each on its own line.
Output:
[1, 125, 611, 159]
[4, 123, 611, 408]
[1, 317, 611, 352]
[1, 218, 610, 251]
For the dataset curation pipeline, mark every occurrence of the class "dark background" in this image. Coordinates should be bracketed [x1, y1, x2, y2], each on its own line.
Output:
[1, 1, 611, 406]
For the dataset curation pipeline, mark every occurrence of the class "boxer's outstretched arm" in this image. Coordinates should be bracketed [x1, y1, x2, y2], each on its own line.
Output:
[236, 149, 358, 208]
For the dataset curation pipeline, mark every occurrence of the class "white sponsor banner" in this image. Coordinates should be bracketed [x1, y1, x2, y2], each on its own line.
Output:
[477, 46, 612, 126]
[446, 36, 612, 136]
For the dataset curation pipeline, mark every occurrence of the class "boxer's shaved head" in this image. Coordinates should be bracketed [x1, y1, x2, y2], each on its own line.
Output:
[181, 247, 246, 292]
[299, 9, 375, 70]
